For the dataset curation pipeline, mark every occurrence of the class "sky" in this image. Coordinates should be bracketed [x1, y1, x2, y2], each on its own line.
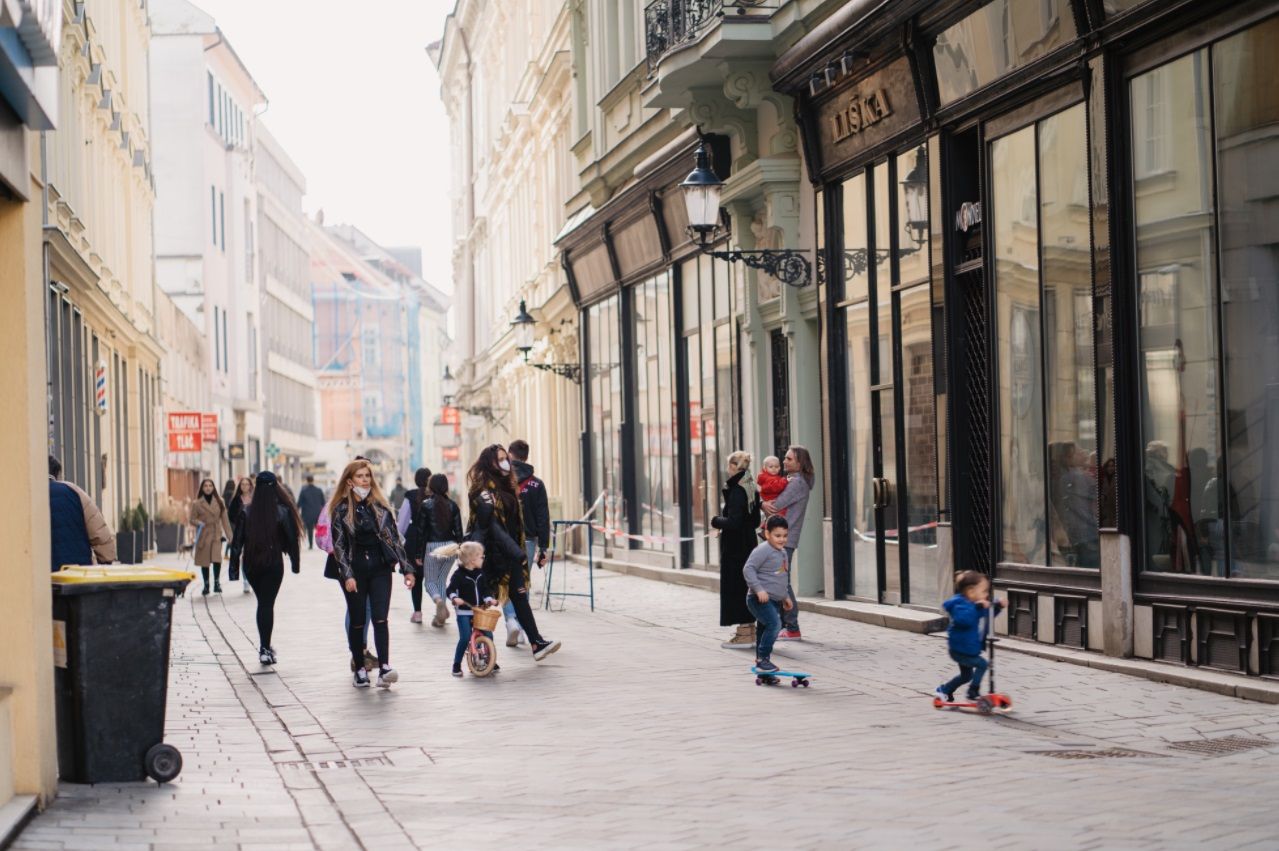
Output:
[193, 0, 457, 294]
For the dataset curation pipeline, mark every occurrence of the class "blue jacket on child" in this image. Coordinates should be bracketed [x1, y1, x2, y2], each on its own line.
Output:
[942, 594, 1003, 656]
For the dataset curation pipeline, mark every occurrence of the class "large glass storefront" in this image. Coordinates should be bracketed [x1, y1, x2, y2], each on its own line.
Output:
[586, 295, 623, 546]
[681, 254, 739, 567]
[1131, 16, 1279, 583]
[990, 103, 1098, 569]
[632, 272, 677, 552]
[836, 147, 944, 607]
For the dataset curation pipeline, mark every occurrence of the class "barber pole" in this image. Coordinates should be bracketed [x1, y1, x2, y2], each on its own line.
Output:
[94, 361, 107, 414]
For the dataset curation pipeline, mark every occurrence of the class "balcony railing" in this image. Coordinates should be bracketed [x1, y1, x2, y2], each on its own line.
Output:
[644, 0, 778, 72]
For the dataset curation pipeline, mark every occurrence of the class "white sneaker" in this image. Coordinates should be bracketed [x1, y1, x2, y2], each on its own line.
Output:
[353, 669, 370, 688]
[505, 618, 521, 648]
[377, 667, 399, 688]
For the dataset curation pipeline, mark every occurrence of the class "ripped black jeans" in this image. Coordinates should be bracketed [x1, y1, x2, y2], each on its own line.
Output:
[343, 570, 393, 669]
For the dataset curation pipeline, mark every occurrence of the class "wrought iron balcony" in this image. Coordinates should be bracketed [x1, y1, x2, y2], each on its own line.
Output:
[644, 0, 778, 72]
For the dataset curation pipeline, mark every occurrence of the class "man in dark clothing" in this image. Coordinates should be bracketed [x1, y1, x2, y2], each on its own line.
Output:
[390, 477, 407, 511]
[297, 475, 326, 549]
[508, 440, 550, 568]
[48, 455, 115, 571]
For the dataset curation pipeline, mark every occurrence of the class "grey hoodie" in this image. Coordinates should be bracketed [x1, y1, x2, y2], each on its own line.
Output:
[742, 542, 790, 602]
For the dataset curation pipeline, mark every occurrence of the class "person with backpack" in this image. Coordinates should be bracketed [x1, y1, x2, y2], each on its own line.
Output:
[397, 467, 432, 622]
[409, 473, 464, 627]
[506, 440, 549, 646]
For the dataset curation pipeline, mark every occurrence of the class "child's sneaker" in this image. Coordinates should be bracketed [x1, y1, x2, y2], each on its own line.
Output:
[934, 688, 952, 704]
[755, 658, 779, 673]
[966, 690, 981, 702]
[778, 629, 802, 641]
[352, 668, 370, 688]
[451, 663, 463, 677]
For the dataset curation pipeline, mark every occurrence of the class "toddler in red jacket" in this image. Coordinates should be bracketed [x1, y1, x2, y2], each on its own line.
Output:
[757, 456, 788, 536]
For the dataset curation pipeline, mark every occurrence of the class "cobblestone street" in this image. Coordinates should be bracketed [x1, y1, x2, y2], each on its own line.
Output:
[16, 550, 1279, 850]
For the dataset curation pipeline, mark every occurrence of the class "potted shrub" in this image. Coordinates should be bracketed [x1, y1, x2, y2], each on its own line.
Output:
[133, 500, 151, 558]
[155, 500, 184, 553]
[116, 507, 138, 564]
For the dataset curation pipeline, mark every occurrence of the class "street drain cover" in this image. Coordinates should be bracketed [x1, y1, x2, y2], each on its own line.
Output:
[1030, 748, 1166, 760]
[1168, 736, 1274, 756]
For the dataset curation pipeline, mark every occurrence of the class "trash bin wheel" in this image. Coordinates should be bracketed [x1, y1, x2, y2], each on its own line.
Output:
[144, 743, 183, 784]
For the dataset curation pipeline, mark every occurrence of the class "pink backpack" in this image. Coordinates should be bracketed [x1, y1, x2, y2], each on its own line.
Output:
[315, 504, 334, 553]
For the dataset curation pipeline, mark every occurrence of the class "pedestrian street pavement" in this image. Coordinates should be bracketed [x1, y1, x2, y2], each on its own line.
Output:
[15, 548, 1279, 850]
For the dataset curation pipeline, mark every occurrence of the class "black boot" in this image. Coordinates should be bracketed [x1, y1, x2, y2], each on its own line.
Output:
[212, 563, 223, 594]
[201, 567, 210, 596]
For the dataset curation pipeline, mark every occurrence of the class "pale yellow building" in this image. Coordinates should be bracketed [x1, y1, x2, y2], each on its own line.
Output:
[43, 0, 163, 533]
[0, 0, 63, 831]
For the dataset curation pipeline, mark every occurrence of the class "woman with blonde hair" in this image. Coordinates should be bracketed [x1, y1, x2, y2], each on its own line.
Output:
[711, 450, 762, 648]
[328, 459, 414, 688]
[190, 478, 233, 595]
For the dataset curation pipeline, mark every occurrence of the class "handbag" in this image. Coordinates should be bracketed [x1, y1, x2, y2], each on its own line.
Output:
[315, 503, 334, 553]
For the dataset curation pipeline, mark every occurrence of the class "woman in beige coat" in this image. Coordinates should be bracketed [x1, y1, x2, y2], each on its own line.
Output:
[190, 478, 233, 595]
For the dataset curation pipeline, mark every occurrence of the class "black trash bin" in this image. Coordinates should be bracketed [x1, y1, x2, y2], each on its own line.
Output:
[51, 565, 194, 784]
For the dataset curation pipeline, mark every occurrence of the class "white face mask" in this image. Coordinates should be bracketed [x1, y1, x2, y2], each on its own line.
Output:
[498, 460, 512, 473]
[353, 486, 371, 499]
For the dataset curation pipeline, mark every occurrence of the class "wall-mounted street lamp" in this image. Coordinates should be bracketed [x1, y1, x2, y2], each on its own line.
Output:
[680, 140, 812, 288]
[440, 365, 506, 427]
[841, 145, 929, 278]
[510, 300, 583, 384]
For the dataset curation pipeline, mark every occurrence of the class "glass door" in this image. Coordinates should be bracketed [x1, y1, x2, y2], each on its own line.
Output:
[841, 147, 940, 605]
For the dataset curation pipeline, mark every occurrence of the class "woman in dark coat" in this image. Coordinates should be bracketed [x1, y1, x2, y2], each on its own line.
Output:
[407, 473, 464, 627]
[228, 471, 301, 666]
[466, 444, 560, 661]
[712, 450, 761, 648]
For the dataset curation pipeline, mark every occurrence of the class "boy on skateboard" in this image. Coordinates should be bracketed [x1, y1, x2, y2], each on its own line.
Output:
[935, 571, 1004, 705]
[743, 516, 794, 674]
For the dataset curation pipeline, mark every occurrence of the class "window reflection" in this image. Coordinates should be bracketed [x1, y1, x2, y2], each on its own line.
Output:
[632, 273, 676, 552]
[993, 124, 1046, 565]
[934, 0, 1077, 106]
[1214, 18, 1279, 582]
[587, 295, 623, 551]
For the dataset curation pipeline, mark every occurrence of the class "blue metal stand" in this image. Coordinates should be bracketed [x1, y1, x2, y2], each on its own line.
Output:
[543, 519, 594, 612]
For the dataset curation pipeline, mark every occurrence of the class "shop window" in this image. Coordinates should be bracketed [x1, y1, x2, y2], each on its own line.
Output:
[933, 0, 1077, 106]
[680, 255, 738, 566]
[632, 273, 676, 552]
[1195, 609, 1247, 673]
[1008, 589, 1037, 639]
[1132, 16, 1279, 583]
[992, 103, 1097, 568]
[1054, 595, 1087, 648]
[586, 296, 623, 543]
[1153, 605, 1189, 664]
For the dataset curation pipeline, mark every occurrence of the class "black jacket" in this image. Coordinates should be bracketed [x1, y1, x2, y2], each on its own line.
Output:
[229, 505, 301, 575]
[710, 470, 761, 627]
[407, 495, 464, 564]
[514, 460, 550, 551]
[468, 488, 526, 589]
[297, 484, 325, 525]
[446, 566, 492, 610]
[330, 497, 410, 583]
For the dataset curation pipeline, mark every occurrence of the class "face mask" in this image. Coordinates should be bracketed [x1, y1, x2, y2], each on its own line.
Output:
[498, 460, 512, 473]
[353, 486, 371, 499]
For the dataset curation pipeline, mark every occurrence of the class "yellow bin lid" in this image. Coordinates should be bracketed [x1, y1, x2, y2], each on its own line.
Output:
[52, 565, 196, 585]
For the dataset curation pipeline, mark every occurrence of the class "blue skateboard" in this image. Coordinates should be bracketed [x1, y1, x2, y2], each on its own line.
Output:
[752, 667, 812, 688]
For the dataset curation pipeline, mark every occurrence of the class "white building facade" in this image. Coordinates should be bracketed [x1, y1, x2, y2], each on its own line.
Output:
[150, 0, 266, 483]
[255, 124, 317, 485]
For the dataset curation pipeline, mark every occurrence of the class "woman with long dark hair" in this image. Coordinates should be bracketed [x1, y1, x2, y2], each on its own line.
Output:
[467, 444, 560, 661]
[191, 478, 232, 595]
[227, 476, 255, 594]
[762, 444, 815, 640]
[329, 459, 414, 688]
[228, 471, 302, 665]
[408, 473, 463, 627]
